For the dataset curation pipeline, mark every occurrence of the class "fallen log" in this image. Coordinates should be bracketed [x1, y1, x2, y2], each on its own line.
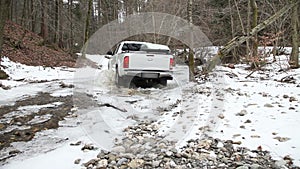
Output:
[204, 1, 300, 74]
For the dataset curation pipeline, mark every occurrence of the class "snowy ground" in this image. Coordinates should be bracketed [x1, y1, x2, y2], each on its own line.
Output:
[0, 51, 299, 169]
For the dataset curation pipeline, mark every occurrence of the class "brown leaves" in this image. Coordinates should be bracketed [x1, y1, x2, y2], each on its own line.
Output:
[2, 21, 76, 67]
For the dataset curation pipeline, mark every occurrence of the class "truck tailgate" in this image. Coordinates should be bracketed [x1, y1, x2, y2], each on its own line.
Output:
[126, 53, 171, 71]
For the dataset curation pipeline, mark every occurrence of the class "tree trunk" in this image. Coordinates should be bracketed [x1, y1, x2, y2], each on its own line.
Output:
[290, 0, 299, 68]
[0, 0, 10, 79]
[84, 0, 93, 43]
[53, 0, 63, 47]
[58, 0, 64, 48]
[40, 0, 49, 43]
[82, 0, 93, 57]
[54, 0, 60, 44]
[204, 1, 299, 73]
[69, 0, 74, 52]
[250, 0, 258, 57]
[188, 0, 195, 81]
[97, 0, 101, 25]
[21, 0, 27, 27]
[246, 0, 251, 60]
[30, 0, 36, 32]
[0, 0, 11, 55]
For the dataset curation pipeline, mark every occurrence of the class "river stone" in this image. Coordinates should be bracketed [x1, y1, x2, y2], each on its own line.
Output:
[127, 159, 144, 168]
[97, 159, 108, 168]
[237, 110, 248, 116]
[147, 153, 158, 160]
[152, 160, 161, 167]
[74, 159, 81, 164]
[264, 103, 274, 108]
[165, 151, 173, 157]
[121, 153, 135, 159]
[250, 163, 261, 169]
[112, 146, 126, 153]
[236, 165, 249, 169]
[117, 158, 128, 166]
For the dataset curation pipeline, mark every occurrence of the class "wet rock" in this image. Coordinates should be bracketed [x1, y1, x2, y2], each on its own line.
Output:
[251, 163, 261, 169]
[97, 159, 108, 168]
[59, 82, 74, 88]
[228, 64, 235, 69]
[120, 153, 135, 160]
[165, 151, 173, 157]
[117, 158, 128, 166]
[289, 107, 295, 110]
[283, 94, 289, 99]
[218, 113, 225, 119]
[112, 146, 126, 153]
[152, 160, 161, 167]
[236, 165, 249, 169]
[146, 153, 158, 160]
[244, 119, 252, 123]
[127, 159, 144, 168]
[236, 110, 248, 116]
[83, 159, 97, 167]
[273, 136, 290, 142]
[275, 159, 287, 168]
[251, 135, 261, 138]
[9, 149, 21, 155]
[0, 70, 9, 80]
[289, 96, 297, 102]
[80, 121, 298, 169]
[264, 103, 274, 108]
[0, 123, 5, 130]
[70, 141, 81, 146]
[74, 159, 81, 164]
[81, 144, 96, 151]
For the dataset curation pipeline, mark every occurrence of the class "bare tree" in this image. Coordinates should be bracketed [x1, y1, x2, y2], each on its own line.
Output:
[205, 1, 299, 73]
[0, 0, 11, 55]
[0, 0, 11, 79]
[188, 0, 195, 81]
[54, 0, 63, 46]
[40, 0, 49, 43]
[84, 0, 93, 43]
[290, 0, 299, 68]
[250, 0, 258, 57]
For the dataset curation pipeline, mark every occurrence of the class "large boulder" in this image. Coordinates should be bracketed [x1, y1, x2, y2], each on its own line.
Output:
[0, 69, 8, 79]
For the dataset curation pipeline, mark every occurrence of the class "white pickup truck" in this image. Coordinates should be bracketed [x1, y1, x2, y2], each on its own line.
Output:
[106, 41, 174, 87]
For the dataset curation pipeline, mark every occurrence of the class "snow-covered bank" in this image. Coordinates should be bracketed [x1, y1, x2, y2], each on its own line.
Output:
[0, 57, 75, 105]
[211, 64, 300, 166]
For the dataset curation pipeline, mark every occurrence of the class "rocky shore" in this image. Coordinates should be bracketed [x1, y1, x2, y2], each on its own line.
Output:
[79, 121, 299, 169]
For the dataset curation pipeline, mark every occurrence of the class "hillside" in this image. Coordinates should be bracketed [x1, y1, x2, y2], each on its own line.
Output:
[1, 21, 76, 68]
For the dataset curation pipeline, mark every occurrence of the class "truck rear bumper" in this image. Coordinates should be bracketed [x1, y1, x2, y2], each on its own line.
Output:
[123, 70, 173, 80]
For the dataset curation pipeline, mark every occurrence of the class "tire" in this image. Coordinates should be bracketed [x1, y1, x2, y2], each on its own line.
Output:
[159, 78, 167, 86]
[115, 69, 124, 87]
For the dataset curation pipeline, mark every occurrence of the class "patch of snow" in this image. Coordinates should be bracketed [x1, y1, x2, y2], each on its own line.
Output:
[28, 114, 53, 125]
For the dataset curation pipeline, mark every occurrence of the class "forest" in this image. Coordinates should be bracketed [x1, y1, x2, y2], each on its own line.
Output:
[0, 0, 299, 69]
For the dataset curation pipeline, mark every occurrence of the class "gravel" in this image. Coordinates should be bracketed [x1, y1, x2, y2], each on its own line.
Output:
[80, 120, 300, 169]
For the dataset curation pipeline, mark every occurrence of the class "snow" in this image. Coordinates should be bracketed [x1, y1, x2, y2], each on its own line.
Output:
[210, 62, 300, 164]
[0, 57, 75, 105]
[1, 50, 300, 168]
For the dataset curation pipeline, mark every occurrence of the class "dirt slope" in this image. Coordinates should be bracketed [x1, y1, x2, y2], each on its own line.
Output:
[1, 21, 76, 67]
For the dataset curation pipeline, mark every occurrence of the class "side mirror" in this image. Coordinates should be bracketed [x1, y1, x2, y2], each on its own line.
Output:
[106, 51, 113, 55]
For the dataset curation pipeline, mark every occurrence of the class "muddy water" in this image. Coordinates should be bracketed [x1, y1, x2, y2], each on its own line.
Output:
[0, 93, 74, 152]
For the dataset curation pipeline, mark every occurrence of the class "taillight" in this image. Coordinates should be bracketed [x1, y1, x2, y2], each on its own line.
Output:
[123, 56, 129, 68]
[170, 58, 174, 70]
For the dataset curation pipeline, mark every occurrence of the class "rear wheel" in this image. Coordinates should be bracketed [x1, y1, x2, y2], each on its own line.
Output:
[115, 70, 124, 87]
[159, 78, 167, 86]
